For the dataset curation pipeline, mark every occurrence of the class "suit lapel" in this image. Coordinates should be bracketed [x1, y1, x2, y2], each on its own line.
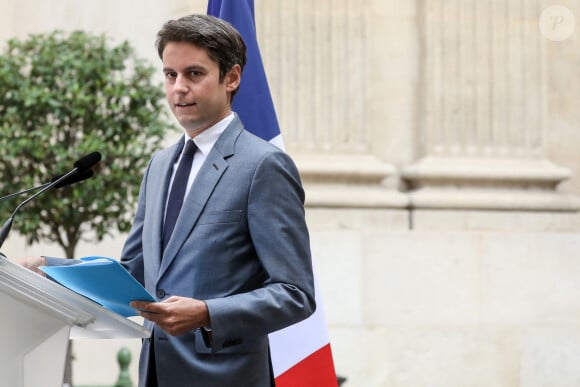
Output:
[158, 117, 243, 278]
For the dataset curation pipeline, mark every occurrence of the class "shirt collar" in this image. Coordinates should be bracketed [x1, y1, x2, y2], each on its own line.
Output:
[184, 113, 235, 157]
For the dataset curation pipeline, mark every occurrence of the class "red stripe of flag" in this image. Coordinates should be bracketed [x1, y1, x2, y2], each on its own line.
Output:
[275, 344, 338, 387]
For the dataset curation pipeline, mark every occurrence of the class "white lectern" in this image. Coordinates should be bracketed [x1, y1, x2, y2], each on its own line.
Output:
[0, 257, 149, 387]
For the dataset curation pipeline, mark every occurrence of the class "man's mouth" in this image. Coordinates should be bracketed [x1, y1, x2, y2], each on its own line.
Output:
[175, 102, 196, 107]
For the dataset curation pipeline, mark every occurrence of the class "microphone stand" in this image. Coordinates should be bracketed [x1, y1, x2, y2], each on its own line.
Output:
[0, 151, 101, 255]
[0, 183, 51, 202]
[0, 168, 79, 250]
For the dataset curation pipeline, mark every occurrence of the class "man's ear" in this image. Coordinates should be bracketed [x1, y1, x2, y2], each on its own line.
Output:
[225, 64, 242, 93]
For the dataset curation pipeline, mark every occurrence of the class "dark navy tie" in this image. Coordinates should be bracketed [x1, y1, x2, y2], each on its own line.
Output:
[162, 139, 197, 251]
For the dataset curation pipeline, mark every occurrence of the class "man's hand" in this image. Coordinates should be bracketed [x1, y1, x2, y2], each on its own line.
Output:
[17, 256, 46, 276]
[131, 296, 211, 336]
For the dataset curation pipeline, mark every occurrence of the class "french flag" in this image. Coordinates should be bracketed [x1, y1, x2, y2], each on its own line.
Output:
[207, 1, 338, 386]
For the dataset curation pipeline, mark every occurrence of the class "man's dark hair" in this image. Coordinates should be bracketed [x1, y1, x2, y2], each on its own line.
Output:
[156, 14, 247, 99]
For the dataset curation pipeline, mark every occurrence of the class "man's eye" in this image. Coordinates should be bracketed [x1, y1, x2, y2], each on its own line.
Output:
[190, 71, 202, 77]
[165, 72, 177, 79]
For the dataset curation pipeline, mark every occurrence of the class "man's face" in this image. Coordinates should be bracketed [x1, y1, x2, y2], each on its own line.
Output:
[162, 41, 240, 137]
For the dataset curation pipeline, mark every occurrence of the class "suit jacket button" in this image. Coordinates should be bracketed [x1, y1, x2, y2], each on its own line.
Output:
[157, 289, 166, 298]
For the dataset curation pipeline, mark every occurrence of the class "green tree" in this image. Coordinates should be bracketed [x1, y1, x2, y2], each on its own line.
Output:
[0, 30, 176, 258]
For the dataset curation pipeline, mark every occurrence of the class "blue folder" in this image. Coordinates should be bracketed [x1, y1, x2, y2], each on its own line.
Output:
[41, 256, 155, 317]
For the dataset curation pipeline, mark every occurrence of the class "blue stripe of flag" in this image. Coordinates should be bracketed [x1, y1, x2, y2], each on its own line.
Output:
[207, 0, 281, 143]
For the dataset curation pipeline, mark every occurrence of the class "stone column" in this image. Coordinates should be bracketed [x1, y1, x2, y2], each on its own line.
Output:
[402, 0, 578, 211]
[255, 0, 408, 209]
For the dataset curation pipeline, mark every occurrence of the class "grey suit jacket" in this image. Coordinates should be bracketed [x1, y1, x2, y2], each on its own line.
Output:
[120, 115, 316, 387]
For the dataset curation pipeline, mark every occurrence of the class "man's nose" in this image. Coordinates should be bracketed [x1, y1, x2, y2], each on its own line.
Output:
[174, 75, 189, 93]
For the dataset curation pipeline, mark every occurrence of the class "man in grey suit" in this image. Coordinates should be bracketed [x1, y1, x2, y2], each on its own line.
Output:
[124, 14, 316, 387]
[17, 13, 314, 387]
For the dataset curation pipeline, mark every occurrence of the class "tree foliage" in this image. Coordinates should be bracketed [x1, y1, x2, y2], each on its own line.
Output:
[0, 30, 175, 258]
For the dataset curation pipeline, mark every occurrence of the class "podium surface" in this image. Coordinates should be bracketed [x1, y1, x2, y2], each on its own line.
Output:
[0, 257, 149, 387]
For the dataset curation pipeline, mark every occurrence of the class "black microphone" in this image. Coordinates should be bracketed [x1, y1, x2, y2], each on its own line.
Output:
[74, 152, 101, 171]
[0, 152, 101, 250]
[52, 169, 95, 189]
